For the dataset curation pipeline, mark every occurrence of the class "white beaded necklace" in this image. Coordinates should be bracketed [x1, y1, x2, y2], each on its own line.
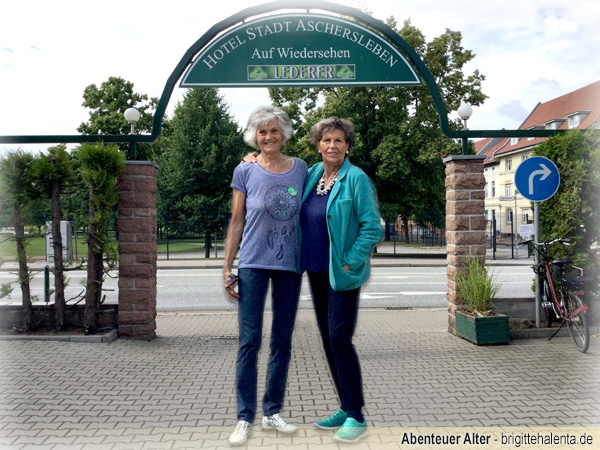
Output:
[316, 170, 339, 196]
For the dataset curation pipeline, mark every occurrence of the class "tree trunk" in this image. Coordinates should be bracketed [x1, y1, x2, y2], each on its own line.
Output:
[84, 194, 100, 334]
[402, 216, 410, 243]
[204, 231, 212, 258]
[13, 205, 33, 331]
[51, 181, 66, 331]
[384, 218, 391, 241]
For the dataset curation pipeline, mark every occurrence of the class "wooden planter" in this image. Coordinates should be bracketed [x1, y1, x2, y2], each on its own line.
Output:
[455, 311, 510, 345]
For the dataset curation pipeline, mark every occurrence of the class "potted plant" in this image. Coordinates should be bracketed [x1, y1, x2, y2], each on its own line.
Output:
[454, 259, 509, 345]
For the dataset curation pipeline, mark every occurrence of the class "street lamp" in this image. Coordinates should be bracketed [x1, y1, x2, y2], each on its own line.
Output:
[457, 102, 473, 155]
[124, 107, 140, 160]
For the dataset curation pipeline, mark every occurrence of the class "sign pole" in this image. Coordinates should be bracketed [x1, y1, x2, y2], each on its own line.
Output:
[534, 201, 540, 328]
[515, 192, 519, 260]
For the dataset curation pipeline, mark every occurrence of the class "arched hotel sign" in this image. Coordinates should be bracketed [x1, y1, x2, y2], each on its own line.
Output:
[180, 13, 421, 88]
[0, 0, 565, 146]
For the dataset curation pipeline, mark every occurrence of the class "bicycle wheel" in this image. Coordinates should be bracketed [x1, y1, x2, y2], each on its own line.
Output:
[565, 292, 590, 353]
[542, 277, 556, 327]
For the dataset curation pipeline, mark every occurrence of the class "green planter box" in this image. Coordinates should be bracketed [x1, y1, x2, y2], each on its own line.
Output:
[455, 311, 510, 345]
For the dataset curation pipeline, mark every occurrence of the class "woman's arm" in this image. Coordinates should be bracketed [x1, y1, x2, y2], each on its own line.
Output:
[223, 189, 246, 300]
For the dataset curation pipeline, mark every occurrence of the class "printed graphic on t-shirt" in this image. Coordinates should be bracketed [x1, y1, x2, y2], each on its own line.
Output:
[263, 184, 300, 221]
[267, 225, 297, 260]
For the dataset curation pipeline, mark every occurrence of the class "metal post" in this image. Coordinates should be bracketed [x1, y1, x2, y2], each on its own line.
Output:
[513, 189, 519, 261]
[44, 265, 50, 304]
[510, 211, 514, 259]
[461, 137, 468, 155]
[534, 201, 540, 328]
[492, 211, 497, 260]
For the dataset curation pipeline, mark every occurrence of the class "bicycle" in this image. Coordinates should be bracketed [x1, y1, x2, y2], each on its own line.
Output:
[520, 238, 590, 353]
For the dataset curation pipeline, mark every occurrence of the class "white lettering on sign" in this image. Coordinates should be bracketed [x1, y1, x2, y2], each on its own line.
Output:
[199, 16, 399, 71]
[274, 65, 334, 79]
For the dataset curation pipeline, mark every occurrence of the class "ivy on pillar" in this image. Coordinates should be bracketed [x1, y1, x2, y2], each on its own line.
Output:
[117, 161, 159, 340]
[443, 155, 486, 335]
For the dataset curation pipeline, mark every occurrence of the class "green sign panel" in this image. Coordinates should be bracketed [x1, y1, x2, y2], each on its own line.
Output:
[180, 13, 421, 87]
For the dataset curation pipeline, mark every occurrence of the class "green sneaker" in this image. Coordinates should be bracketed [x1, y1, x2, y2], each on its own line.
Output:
[333, 418, 368, 443]
[315, 409, 347, 429]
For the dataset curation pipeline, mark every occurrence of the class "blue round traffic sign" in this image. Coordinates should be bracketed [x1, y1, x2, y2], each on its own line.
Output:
[514, 156, 560, 202]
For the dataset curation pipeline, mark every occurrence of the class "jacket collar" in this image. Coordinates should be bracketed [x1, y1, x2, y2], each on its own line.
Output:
[327, 158, 352, 202]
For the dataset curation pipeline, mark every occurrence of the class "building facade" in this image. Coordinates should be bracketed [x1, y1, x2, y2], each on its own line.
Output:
[476, 80, 600, 238]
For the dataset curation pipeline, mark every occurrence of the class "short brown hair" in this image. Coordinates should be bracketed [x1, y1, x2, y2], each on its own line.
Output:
[309, 117, 355, 155]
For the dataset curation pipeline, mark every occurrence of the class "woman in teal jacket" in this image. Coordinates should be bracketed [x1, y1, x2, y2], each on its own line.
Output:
[300, 117, 382, 443]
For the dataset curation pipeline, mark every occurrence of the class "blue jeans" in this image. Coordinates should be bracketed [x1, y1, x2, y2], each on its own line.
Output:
[236, 268, 301, 422]
[307, 271, 364, 415]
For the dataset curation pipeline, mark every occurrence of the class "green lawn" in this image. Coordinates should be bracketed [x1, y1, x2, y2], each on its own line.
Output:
[0, 234, 225, 260]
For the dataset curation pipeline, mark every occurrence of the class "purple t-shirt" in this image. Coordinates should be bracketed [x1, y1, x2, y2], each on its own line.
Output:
[231, 157, 308, 272]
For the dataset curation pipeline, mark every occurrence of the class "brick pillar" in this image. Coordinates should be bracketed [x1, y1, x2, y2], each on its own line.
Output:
[117, 161, 158, 340]
[444, 155, 486, 335]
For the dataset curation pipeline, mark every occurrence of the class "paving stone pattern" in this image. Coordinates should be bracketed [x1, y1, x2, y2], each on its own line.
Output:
[0, 309, 599, 449]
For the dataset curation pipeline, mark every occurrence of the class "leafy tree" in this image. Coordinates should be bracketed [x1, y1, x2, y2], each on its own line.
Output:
[78, 76, 158, 159]
[74, 143, 125, 333]
[156, 88, 244, 257]
[0, 150, 37, 331]
[269, 18, 487, 237]
[534, 130, 600, 267]
[29, 144, 75, 330]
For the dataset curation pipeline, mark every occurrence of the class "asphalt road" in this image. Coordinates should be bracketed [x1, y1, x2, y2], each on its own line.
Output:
[0, 265, 535, 311]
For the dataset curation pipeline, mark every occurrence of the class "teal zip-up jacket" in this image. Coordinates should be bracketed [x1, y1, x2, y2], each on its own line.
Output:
[302, 158, 383, 291]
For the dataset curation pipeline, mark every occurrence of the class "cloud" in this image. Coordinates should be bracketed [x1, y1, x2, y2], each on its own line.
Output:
[496, 100, 529, 122]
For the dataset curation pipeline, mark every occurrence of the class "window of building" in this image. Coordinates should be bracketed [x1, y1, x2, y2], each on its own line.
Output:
[510, 137, 519, 146]
[522, 154, 529, 162]
[485, 182, 488, 198]
[505, 184, 512, 197]
[506, 209, 512, 224]
[522, 210, 531, 224]
[568, 115, 580, 129]
[506, 158, 512, 171]
[491, 181, 496, 198]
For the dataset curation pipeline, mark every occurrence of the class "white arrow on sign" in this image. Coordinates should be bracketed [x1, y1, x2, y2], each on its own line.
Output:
[528, 163, 551, 195]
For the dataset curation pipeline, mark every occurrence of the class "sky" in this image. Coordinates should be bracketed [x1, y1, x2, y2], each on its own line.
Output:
[1, 0, 599, 154]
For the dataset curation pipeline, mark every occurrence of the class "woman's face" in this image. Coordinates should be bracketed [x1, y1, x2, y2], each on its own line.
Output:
[319, 129, 349, 167]
[256, 119, 283, 153]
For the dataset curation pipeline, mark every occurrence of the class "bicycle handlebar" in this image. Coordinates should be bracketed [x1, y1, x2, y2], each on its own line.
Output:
[517, 238, 571, 248]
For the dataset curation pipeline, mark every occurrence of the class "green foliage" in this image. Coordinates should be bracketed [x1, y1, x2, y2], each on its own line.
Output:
[455, 259, 501, 316]
[77, 76, 158, 158]
[269, 18, 487, 228]
[0, 150, 36, 209]
[29, 144, 74, 196]
[156, 88, 244, 234]
[75, 143, 125, 231]
[534, 130, 600, 266]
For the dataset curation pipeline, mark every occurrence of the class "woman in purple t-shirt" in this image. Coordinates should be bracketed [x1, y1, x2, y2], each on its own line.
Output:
[223, 106, 307, 446]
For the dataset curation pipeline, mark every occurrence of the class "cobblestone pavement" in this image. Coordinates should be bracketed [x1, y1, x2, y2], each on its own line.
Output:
[1, 308, 599, 449]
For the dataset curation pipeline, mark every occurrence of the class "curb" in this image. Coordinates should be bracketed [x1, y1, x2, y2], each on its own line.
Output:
[0, 328, 118, 344]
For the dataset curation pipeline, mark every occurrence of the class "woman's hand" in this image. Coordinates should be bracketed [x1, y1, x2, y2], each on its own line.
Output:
[342, 264, 351, 272]
[242, 152, 259, 163]
[223, 270, 240, 300]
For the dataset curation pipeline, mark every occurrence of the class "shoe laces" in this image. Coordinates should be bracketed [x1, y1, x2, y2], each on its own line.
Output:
[268, 414, 288, 427]
[234, 420, 250, 435]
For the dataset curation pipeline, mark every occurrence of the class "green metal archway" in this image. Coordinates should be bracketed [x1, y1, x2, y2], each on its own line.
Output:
[0, 0, 564, 149]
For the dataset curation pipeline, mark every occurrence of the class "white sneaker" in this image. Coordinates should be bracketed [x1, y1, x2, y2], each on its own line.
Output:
[229, 420, 251, 446]
[261, 413, 298, 434]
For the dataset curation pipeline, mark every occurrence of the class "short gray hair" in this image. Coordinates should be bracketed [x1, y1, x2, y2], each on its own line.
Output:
[309, 117, 355, 155]
[243, 106, 294, 150]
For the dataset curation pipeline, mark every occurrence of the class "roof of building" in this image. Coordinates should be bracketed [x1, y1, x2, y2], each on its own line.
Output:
[476, 80, 600, 163]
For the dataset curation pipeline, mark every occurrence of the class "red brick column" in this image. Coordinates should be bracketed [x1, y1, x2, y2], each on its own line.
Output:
[444, 155, 486, 335]
[117, 161, 158, 340]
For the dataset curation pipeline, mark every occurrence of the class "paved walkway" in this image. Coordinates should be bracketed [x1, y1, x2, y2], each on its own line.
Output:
[1, 308, 599, 449]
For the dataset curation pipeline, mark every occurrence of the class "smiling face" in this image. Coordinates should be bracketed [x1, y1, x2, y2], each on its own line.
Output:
[256, 118, 283, 154]
[319, 129, 349, 168]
